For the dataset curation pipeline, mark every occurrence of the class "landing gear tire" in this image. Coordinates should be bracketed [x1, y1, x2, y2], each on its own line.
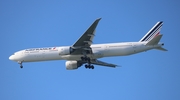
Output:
[81, 56, 94, 69]
[18, 61, 23, 69]
[84, 65, 94, 69]
[20, 65, 23, 69]
[91, 65, 94, 69]
[85, 65, 88, 68]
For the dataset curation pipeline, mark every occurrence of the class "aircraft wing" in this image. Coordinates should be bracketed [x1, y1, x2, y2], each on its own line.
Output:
[72, 18, 101, 47]
[70, 18, 101, 55]
[90, 59, 119, 68]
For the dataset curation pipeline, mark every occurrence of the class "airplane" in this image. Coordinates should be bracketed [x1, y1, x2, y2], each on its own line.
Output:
[9, 18, 167, 70]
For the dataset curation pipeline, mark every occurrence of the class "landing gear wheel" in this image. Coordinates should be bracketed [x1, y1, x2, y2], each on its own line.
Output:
[91, 65, 94, 69]
[85, 65, 88, 68]
[18, 61, 23, 69]
[20, 65, 23, 69]
[84, 64, 94, 69]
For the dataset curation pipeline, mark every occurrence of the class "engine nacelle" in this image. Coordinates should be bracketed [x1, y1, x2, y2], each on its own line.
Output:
[65, 61, 82, 70]
[59, 46, 71, 55]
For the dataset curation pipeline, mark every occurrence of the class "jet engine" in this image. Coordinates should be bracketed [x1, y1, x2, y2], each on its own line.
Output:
[65, 61, 82, 70]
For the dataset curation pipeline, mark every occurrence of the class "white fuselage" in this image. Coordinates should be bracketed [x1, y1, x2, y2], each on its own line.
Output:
[9, 42, 163, 63]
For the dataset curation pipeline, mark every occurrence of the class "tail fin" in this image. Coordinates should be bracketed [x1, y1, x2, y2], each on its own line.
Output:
[139, 21, 163, 42]
[146, 34, 162, 45]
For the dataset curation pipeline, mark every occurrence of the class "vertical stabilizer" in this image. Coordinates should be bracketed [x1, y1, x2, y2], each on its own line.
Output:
[139, 21, 163, 42]
[146, 34, 162, 45]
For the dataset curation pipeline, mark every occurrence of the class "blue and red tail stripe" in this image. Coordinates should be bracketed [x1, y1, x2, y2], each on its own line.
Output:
[139, 21, 163, 42]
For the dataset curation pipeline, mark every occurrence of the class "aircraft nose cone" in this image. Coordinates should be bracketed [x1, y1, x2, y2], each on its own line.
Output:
[9, 55, 15, 60]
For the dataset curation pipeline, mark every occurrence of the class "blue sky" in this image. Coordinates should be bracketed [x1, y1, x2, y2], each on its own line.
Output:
[1, 0, 180, 100]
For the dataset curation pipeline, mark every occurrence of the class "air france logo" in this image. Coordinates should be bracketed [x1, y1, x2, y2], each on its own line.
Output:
[25, 47, 57, 51]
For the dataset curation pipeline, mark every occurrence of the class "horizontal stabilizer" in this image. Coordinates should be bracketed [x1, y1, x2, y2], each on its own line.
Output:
[146, 34, 162, 45]
[155, 47, 168, 51]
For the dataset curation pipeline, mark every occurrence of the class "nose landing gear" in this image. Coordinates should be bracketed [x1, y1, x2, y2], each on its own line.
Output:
[18, 61, 23, 69]
[20, 65, 23, 69]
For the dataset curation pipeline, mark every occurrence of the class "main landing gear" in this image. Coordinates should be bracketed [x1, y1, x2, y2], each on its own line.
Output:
[18, 61, 23, 69]
[81, 56, 94, 69]
[85, 64, 94, 69]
